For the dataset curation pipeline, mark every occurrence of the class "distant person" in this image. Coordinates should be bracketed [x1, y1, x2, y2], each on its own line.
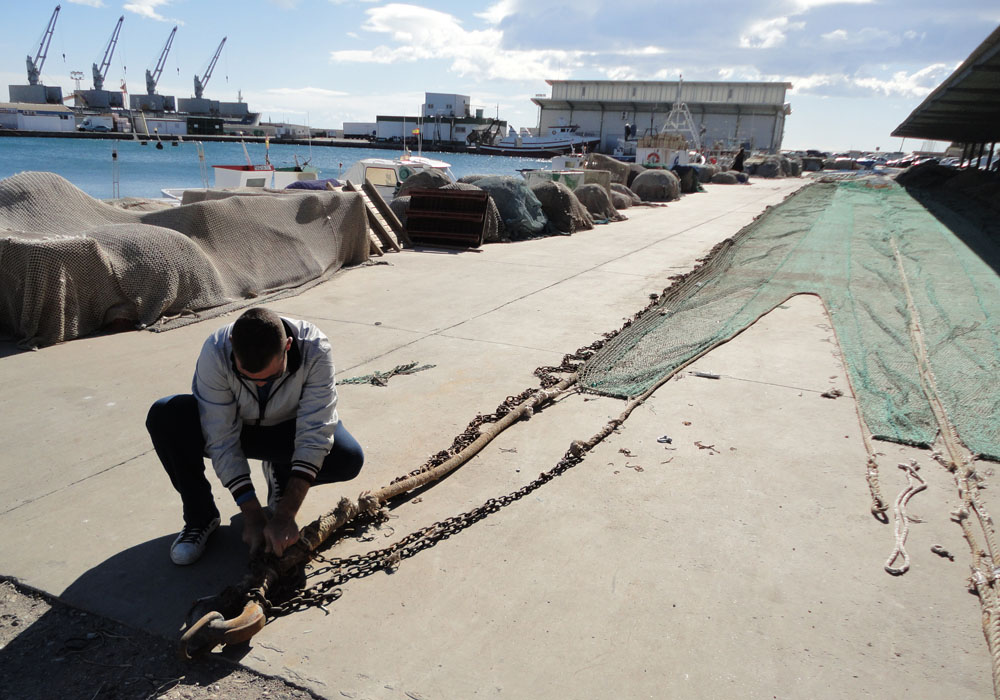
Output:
[146, 307, 365, 565]
[733, 147, 746, 173]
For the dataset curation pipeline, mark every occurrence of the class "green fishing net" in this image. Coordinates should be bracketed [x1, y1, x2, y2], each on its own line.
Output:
[579, 177, 1000, 460]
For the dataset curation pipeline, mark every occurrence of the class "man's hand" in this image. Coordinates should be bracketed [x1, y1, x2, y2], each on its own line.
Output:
[260, 475, 310, 557]
[241, 502, 268, 555]
[263, 514, 300, 557]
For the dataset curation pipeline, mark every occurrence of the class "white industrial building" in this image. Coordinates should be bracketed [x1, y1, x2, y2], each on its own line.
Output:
[0, 102, 76, 132]
[375, 92, 505, 147]
[532, 80, 792, 153]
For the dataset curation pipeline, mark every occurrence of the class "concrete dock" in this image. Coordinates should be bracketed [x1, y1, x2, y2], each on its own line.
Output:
[0, 177, 992, 698]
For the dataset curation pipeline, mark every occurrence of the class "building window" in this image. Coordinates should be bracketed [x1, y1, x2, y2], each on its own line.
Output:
[632, 87, 637, 96]
[727, 88, 733, 99]
[428, 103, 434, 108]
[581, 86, 586, 96]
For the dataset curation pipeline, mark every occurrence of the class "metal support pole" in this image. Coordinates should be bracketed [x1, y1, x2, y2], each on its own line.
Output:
[987, 143, 995, 171]
[976, 142, 985, 169]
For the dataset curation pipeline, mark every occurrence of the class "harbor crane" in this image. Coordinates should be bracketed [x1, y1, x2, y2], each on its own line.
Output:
[26, 5, 61, 86]
[193, 37, 226, 99]
[92, 15, 123, 91]
[145, 26, 177, 95]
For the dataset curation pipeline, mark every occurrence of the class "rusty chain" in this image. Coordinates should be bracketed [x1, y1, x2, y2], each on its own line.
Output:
[269, 440, 587, 617]
[220, 285, 693, 621]
[261, 298, 669, 618]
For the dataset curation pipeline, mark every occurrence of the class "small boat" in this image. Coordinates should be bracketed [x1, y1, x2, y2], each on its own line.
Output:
[273, 156, 320, 189]
[341, 154, 455, 201]
[211, 163, 276, 188]
[476, 121, 600, 157]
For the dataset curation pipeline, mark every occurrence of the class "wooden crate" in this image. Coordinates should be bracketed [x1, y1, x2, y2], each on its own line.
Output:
[406, 188, 489, 249]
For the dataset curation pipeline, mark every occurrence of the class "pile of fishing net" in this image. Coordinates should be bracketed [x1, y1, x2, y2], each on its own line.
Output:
[630, 170, 681, 202]
[0, 172, 369, 348]
[529, 180, 594, 234]
[466, 175, 552, 241]
[397, 169, 453, 197]
[583, 153, 630, 184]
[611, 183, 640, 208]
[896, 162, 1000, 215]
[574, 183, 626, 222]
[744, 155, 786, 178]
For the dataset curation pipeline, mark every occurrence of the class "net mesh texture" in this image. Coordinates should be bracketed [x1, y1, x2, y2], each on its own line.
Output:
[579, 177, 1000, 460]
[0, 172, 370, 348]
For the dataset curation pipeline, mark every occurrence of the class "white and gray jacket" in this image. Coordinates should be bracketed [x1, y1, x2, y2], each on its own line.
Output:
[192, 317, 339, 503]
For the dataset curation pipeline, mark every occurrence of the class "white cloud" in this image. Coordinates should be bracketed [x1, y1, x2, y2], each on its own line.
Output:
[821, 26, 899, 46]
[853, 62, 952, 97]
[476, 0, 518, 25]
[821, 29, 849, 42]
[790, 0, 874, 9]
[346, 31, 360, 39]
[123, 0, 177, 22]
[266, 86, 349, 98]
[618, 46, 667, 56]
[601, 65, 638, 81]
[329, 48, 401, 64]
[68, 0, 106, 7]
[740, 17, 805, 49]
[329, 3, 584, 81]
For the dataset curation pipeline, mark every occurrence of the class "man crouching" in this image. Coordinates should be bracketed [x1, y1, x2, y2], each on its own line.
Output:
[146, 307, 364, 565]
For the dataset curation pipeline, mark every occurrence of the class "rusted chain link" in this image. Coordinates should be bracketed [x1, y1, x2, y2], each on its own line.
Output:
[224, 302, 669, 623]
[269, 442, 590, 617]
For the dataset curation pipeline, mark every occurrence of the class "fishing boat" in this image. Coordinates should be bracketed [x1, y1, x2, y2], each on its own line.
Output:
[341, 154, 456, 200]
[476, 121, 600, 157]
[211, 163, 275, 188]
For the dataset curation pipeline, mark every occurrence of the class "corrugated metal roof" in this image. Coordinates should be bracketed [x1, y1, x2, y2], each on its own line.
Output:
[544, 80, 791, 106]
[0, 102, 74, 113]
[892, 24, 1000, 143]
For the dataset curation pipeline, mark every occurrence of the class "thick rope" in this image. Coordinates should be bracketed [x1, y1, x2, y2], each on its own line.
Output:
[891, 237, 1000, 695]
[883, 460, 927, 576]
[227, 377, 579, 614]
[336, 361, 436, 387]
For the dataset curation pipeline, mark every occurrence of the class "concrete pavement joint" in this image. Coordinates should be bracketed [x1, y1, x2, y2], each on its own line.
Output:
[702, 372, 846, 396]
[0, 449, 153, 517]
[433, 332, 569, 356]
[302, 190, 805, 377]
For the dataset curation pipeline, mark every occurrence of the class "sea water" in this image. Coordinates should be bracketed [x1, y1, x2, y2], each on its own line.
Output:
[0, 137, 551, 200]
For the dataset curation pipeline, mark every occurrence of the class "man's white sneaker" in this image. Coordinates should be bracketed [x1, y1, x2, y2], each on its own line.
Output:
[169, 517, 220, 565]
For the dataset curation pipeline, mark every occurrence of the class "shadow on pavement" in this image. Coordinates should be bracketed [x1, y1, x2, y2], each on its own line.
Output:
[57, 515, 252, 639]
[0, 516, 269, 697]
[903, 185, 1000, 277]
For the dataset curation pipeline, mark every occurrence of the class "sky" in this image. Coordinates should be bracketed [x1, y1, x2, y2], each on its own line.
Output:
[0, 0, 997, 152]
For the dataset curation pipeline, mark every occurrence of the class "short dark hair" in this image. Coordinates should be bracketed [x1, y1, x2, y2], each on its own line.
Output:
[232, 307, 286, 372]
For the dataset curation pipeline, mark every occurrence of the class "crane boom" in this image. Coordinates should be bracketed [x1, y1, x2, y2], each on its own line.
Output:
[92, 15, 124, 91]
[145, 26, 177, 95]
[26, 5, 61, 86]
[193, 36, 226, 99]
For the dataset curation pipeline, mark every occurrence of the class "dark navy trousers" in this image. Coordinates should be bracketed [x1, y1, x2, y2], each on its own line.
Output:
[146, 394, 364, 527]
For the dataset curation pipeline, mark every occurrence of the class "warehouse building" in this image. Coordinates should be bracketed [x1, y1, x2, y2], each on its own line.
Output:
[532, 80, 792, 154]
[0, 102, 76, 132]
